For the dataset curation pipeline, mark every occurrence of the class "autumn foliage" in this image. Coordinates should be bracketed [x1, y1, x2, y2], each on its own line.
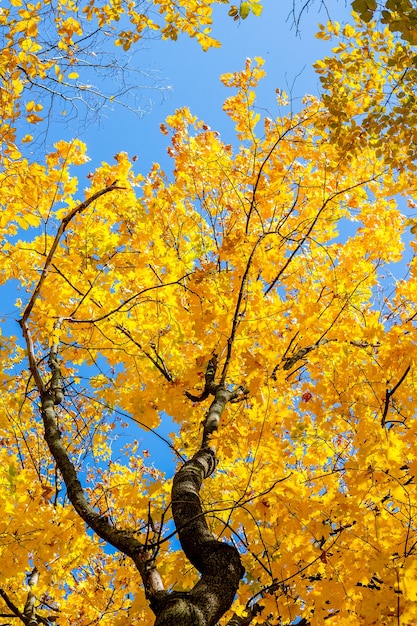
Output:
[2, 2, 417, 625]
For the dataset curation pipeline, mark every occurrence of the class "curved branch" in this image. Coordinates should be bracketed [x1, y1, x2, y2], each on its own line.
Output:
[154, 386, 246, 625]
[67, 273, 192, 324]
[37, 353, 165, 607]
[265, 176, 380, 295]
[17, 185, 167, 613]
[21, 184, 125, 325]
[0, 588, 26, 624]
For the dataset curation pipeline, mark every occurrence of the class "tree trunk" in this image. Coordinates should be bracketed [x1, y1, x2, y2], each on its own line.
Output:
[154, 385, 246, 625]
[154, 447, 244, 625]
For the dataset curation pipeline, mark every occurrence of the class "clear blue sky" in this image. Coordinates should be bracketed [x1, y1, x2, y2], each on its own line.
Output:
[73, 2, 352, 175]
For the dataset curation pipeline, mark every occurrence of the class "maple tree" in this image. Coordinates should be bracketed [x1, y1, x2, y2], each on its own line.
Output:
[2, 2, 417, 626]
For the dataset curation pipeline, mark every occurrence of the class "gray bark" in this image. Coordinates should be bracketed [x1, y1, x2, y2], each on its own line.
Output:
[153, 385, 246, 625]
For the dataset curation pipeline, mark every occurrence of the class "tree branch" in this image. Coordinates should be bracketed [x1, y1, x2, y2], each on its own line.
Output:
[38, 352, 165, 603]
[226, 602, 264, 625]
[220, 240, 262, 385]
[265, 177, 379, 296]
[381, 365, 411, 427]
[21, 184, 125, 325]
[153, 380, 247, 625]
[23, 568, 38, 626]
[0, 588, 26, 624]
[116, 324, 174, 383]
[17, 186, 168, 615]
[185, 353, 219, 402]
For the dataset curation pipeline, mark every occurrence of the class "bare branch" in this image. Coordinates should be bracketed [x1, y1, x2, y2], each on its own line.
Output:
[381, 365, 411, 427]
[265, 176, 381, 296]
[0, 588, 26, 624]
[116, 324, 174, 383]
[220, 239, 263, 385]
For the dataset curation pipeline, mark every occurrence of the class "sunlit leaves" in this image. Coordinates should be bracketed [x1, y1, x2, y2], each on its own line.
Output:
[314, 16, 417, 170]
[353, 0, 417, 45]
[2, 8, 417, 625]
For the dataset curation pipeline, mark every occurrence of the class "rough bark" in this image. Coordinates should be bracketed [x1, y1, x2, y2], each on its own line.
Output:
[154, 384, 246, 626]
[18, 189, 165, 610]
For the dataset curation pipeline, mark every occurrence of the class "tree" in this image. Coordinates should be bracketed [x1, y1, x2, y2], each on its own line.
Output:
[1, 4, 417, 626]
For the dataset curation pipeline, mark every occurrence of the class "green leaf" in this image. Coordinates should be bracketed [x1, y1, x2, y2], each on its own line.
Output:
[239, 1, 250, 19]
[352, 0, 376, 18]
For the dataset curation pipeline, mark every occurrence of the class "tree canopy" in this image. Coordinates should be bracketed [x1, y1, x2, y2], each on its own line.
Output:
[1, 2, 417, 625]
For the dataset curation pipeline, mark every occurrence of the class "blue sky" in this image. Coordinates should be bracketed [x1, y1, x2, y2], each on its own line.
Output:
[60, 2, 352, 175]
